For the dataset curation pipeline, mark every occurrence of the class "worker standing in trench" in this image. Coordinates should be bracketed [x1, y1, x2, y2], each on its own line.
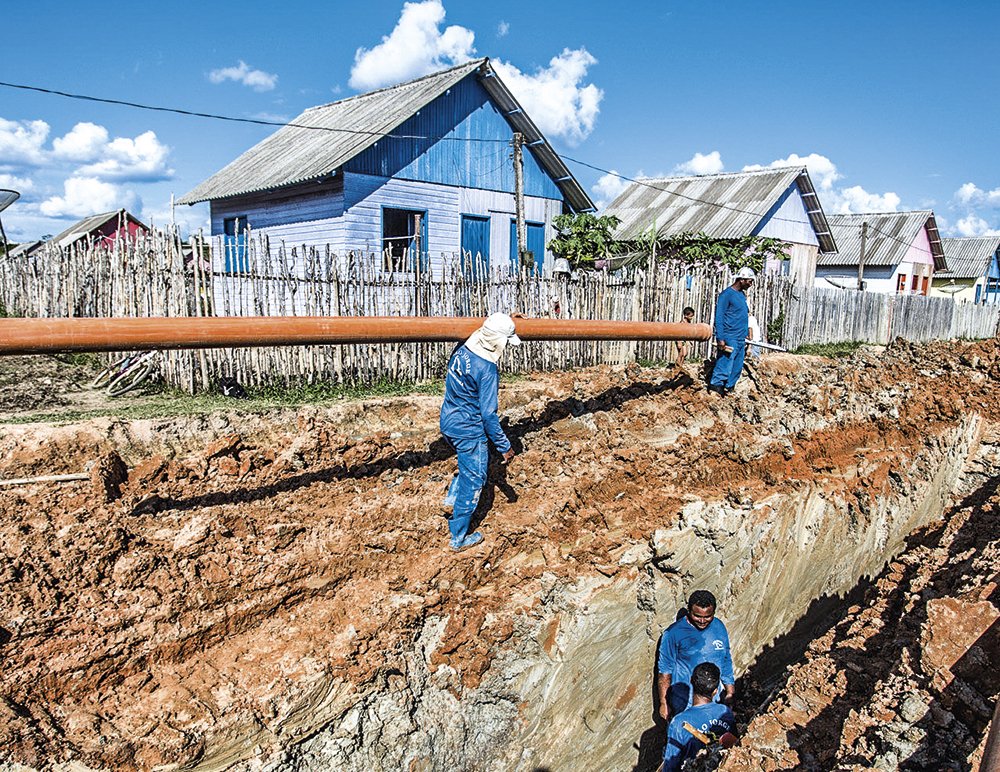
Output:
[657, 590, 736, 720]
[709, 267, 755, 396]
[439, 313, 520, 551]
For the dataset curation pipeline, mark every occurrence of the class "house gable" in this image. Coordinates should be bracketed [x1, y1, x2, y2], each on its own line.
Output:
[344, 76, 562, 201]
[753, 181, 819, 246]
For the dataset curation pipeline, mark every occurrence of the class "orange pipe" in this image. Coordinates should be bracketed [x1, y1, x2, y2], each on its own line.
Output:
[0, 317, 712, 355]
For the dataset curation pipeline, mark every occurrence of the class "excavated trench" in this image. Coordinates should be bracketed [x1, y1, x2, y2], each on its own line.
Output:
[0, 340, 998, 771]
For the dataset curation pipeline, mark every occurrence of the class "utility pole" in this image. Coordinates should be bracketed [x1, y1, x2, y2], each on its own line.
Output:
[512, 132, 526, 269]
[857, 220, 868, 291]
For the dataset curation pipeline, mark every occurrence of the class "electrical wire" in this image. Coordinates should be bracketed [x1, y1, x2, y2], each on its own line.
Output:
[0, 78, 942, 258]
[0, 80, 508, 143]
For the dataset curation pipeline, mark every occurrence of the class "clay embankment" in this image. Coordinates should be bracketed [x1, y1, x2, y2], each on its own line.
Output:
[0, 340, 998, 770]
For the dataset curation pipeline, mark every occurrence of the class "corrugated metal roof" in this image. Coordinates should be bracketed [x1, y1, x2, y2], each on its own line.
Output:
[50, 211, 123, 247]
[817, 211, 946, 270]
[5, 240, 41, 258]
[178, 59, 593, 212]
[938, 236, 1000, 279]
[603, 167, 836, 253]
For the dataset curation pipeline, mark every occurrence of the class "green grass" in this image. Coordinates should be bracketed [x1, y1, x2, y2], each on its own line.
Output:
[793, 341, 866, 358]
[4, 377, 450, 425]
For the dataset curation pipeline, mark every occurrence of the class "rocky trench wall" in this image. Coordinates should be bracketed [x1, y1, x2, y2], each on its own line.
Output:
[251, 415, 983, 772]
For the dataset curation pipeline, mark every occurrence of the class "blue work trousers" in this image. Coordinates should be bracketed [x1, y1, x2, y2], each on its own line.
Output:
[443, 436, 489, 543]
[711, 341, 747, 390]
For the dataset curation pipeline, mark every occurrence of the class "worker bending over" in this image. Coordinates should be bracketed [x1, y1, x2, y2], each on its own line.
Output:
[661, 662, 737, 771]
[439, 313, 519, 551]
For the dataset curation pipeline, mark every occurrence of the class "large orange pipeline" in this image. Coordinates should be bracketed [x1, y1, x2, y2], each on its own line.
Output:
[0, 317, 711, 355]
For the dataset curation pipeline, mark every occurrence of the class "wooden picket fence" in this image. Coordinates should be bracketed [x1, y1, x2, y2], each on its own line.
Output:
[0, 230, 997, 392]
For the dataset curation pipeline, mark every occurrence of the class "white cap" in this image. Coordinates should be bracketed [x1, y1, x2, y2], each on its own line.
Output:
[735, 266, 756, 281]
[483, 312, 522, 346]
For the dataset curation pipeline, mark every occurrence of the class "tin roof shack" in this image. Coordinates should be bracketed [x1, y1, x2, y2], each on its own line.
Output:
[816, 211, 946, 295]
[602, 167, 836, 285]
[179, 58, 593, 278]
[932, 237, 1000, 304]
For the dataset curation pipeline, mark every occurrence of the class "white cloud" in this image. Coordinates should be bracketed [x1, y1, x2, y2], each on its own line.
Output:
[0, 173, 33, 193]
[827, 185, 901, 214]
[52, 122, 110, 161]
[208, 61, 278, 91]
[349, 0, 476, 90]
[955, 214, 1000, 238]
[39, 177, 141, 219]
[497, 20, 510, 37]
[347, 2, 603, 145]
[743, 152, 840, 191]
[953, 181, 1000, 207]
[0, 118, 50, 167]
[591, 171, 629, 209]
[76, 131, 172, 181]
[494, 49, 603, 145]
[674, 151, 724, 176]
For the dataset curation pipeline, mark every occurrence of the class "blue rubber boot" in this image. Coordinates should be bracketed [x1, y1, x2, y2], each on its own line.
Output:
[450, 531, 484, 552]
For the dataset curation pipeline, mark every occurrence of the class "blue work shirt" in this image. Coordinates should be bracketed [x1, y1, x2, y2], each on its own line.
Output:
[439, 345, 511, 454]
[662, 702, 736, 771]
[714, 286, 749, 346]
[657, 617, 735, 712]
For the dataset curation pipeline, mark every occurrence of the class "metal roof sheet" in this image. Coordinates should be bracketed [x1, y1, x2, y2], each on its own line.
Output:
[178, 59, 593, 212]
[603, 167, 836, 253]
[817, 211, 946, 270]
[937, 237, 1000, 279]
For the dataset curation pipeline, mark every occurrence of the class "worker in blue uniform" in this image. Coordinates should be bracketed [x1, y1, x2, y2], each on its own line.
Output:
[709, 266, 755, 395]
[661, 662, 737, 771]
[440, 313, 520, 551]
[657, 590, 736, 720]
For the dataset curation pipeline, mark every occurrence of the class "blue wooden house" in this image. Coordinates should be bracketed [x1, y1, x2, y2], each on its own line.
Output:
[178, 58, 593, 276]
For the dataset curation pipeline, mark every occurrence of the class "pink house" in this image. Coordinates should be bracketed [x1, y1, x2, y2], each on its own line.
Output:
[813, 211, 946, 294]
[45, 209, 148, 252]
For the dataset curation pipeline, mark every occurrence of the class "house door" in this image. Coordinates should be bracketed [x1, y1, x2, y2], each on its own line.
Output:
[460, 215, 490, 281]
[509, 220, 546, 273]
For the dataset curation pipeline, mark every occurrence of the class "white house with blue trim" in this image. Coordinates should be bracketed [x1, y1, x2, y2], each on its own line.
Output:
[178, 58, 593, 278]
[602, 167, 837, 285]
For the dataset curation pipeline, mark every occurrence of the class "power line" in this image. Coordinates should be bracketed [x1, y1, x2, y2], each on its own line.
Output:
[0, 78, 941, 258]
[0, 80, 508, 144]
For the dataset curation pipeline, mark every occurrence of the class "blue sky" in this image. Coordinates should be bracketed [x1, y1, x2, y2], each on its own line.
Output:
[2, 0, 999, 241]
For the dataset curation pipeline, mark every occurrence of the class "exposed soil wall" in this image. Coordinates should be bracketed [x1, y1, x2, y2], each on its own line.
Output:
[1, 340, 999, 771]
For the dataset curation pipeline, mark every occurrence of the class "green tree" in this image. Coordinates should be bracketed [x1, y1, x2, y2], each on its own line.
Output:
[653, 231, 791, 273]
[547, 213, 622, 269]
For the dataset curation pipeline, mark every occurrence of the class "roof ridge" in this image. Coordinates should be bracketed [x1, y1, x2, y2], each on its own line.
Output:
[637, 166, 804, 184]
[828, 209, 932, 219]
[304, 58, 488, 113]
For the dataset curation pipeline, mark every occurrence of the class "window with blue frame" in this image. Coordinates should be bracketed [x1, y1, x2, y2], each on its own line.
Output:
[382, 207, 428, 272]
[223, 215, 249, 273]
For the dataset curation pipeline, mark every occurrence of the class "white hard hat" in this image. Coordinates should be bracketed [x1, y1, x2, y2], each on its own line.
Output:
[483, 312, 522, 346]
[735, 267, 756, 281]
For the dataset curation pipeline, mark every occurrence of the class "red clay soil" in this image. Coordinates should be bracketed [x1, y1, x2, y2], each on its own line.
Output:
[720, 429, 1000, 772]
[1, 339, 999, 769]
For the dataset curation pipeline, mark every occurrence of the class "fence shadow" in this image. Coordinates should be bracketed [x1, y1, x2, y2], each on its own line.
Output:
[129, 373, 692, 518]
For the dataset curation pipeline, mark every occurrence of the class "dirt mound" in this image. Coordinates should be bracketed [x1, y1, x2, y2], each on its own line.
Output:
[1, 339, 999, 769]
